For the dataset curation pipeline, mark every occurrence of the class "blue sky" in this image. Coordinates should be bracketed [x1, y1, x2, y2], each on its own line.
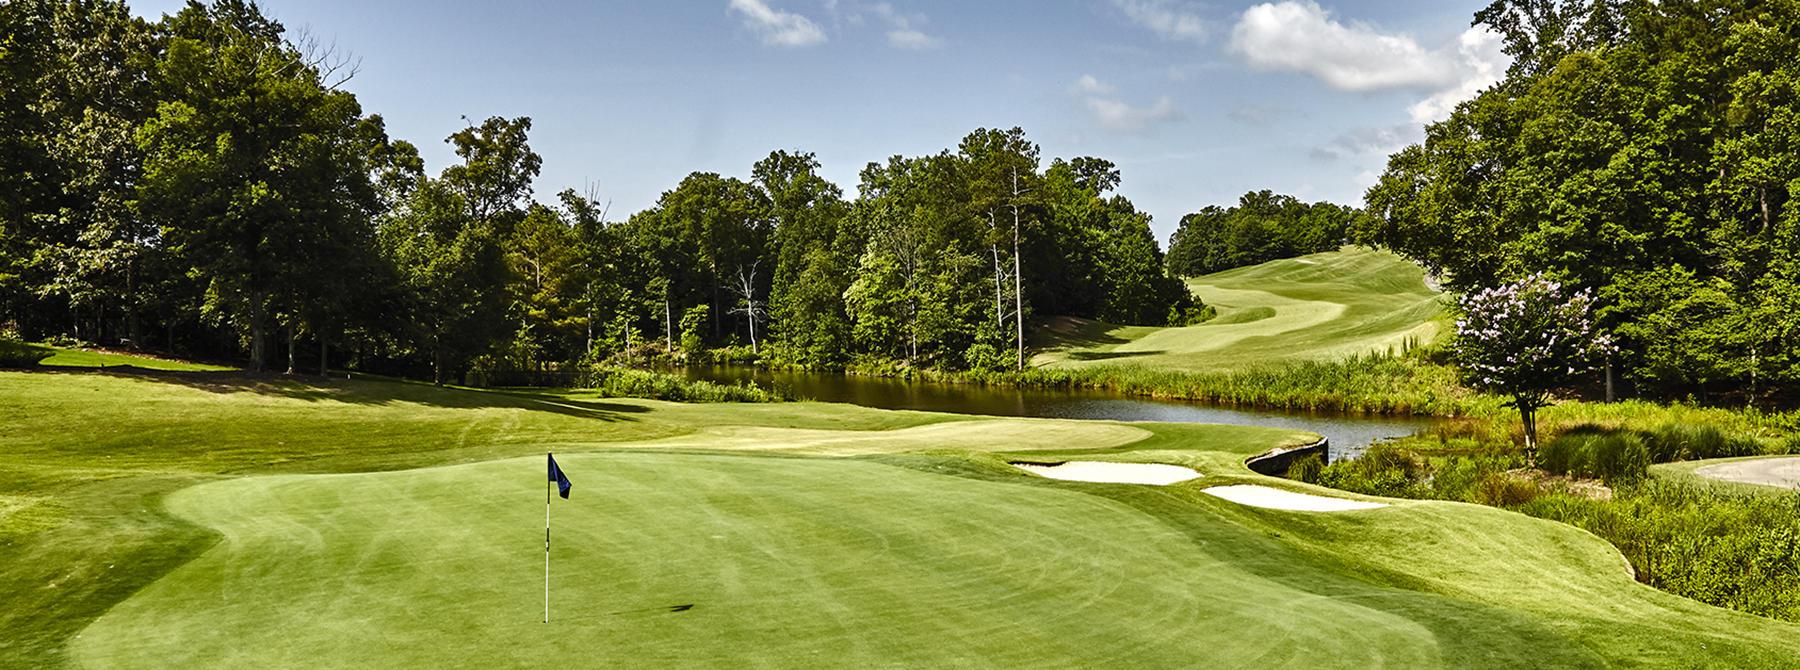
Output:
[130, 0, 1505, 241]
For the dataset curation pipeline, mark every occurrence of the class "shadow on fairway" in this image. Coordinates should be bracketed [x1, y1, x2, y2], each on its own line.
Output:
[1030, 316, 1138, 349]
[1065, 349, 1166, 362]
[20, 367, 649, 421]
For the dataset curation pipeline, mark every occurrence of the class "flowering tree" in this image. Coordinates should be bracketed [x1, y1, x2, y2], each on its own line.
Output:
[1454, 274, 1612, 454]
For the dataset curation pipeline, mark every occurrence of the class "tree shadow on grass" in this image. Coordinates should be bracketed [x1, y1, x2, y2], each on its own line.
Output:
[1065, 349, 1165, 361]
[1030, 316, 1137, 350]
[21, 367, 649, 422]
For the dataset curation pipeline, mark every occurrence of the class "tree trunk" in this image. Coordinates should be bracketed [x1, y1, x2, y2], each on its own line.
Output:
[126, 260, 141, 348]
[319, 336, 329, 378]
[285, 327, 297, 374]
[432, 335, 445, 386]
[664, 294, 673, 354]
[1518, 398, 1538, 461]
[249, 309, 267, 372]
[1604, 356, 1615, 403]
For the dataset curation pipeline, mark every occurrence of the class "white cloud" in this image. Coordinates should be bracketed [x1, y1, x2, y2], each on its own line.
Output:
[1112, 0, 1208, 43]
[1229, 1, 1452, 90]
[869, 2, 943, 49]
[728, 0, 827, 47]
[1407, 26, 1507, 123]
[1228, 1, 1510, 122]
[1072, 75, 1183, 132]
[1073, 74, 1115, 95]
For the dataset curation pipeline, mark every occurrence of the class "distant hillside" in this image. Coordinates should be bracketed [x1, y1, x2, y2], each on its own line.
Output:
[1033, 247, 1444, 371]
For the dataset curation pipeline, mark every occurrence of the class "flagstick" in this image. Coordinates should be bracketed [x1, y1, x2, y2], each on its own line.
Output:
[545, 455, 551, 624]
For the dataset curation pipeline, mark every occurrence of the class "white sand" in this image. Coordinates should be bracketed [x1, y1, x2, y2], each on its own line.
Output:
[1012, 461, 1202, 486]
[1202, 484, 1387, 511]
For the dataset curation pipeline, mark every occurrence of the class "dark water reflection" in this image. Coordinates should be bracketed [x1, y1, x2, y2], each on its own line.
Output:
[685, 365, 1436, 460]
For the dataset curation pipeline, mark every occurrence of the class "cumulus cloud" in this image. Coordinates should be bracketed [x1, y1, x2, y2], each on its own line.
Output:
[1072, 75, 1183, 132]
[1111, 0, 1208, 43]
[1406, 26, 1507, 123]
[1073, 74, 1115, 95]
[728, 0, 827, 47]
[1229, 1, 1509, 122]
[869, 2, 943, 49]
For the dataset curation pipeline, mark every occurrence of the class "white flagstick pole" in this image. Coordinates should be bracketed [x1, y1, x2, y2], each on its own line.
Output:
[545, 455, 551, 624]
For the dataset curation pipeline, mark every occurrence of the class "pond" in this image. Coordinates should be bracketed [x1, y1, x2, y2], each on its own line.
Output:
[684, 366, 1437, 461]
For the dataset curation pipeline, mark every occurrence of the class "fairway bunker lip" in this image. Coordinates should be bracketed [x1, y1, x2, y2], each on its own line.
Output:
[1011, 460, 1201, 486]
[1201, 484, 1387, 512]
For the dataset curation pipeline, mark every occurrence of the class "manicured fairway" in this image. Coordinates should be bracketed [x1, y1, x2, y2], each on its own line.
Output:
[8, 370, 1800, 668]
[1034, 247, 1444, 371]
[35, 345, 234, 371]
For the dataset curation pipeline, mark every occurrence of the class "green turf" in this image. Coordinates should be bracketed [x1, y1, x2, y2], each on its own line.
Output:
[35, 345, 234, 371]
[1034, 246, 1445, 371]
[7, 369, 1800, 668]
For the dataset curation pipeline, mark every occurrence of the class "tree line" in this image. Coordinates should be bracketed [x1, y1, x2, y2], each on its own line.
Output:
[1164, 190, 1369, 277]
[0, 0, 1195, 382]
[1361, 0, 1800, 404]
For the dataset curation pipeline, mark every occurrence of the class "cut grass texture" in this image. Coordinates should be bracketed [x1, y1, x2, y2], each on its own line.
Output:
[1034, 246, 1444, 372]
[6, 369, 1800, 668]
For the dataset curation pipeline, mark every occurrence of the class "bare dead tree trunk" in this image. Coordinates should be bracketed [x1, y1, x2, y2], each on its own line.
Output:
[728, 261, 765, 355]
[664, 291, 674, 354]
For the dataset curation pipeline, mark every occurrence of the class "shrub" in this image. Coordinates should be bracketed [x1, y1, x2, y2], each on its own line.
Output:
[1646, 423, 1760, 462]
[1316, 445, 1430, 498]
[1520, 482, 1800, 622]
[1474, 472, 1542, 507]
[1288, 453, 1324, 483]
[1775, 434, 1800, 455]
[0, 337, 51, 368]
[679, 305, 710, 361]
[1540, 429, 1648, 483]
[578, 366, 780, 403]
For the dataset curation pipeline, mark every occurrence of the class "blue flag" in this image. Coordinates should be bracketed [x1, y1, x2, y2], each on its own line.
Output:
[548, 453, 572, 499]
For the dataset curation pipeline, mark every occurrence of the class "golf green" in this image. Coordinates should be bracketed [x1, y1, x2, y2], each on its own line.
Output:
[70, 453, 1539, 667]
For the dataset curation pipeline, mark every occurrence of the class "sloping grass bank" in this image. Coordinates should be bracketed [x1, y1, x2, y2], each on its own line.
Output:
[1034, 247, 1445, 372]
[852, 352, 1491, 416]
[1294, 409, 1800, 624]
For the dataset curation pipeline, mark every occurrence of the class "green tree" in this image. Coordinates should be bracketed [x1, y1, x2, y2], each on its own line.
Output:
[379, 178, 508, 384]
[756, 150, 851, 366]
[137, 0, 384, 370]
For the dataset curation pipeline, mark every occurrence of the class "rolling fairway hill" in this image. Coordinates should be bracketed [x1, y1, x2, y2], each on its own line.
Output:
[5, 369, 1800, 667]
[1034, 246, 1444, 371]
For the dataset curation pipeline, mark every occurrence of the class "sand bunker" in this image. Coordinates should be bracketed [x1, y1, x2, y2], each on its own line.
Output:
[1013, 461, 1202, 486]
[1202, 484, 1387, 511]
[1695, 457, 1800, 489]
